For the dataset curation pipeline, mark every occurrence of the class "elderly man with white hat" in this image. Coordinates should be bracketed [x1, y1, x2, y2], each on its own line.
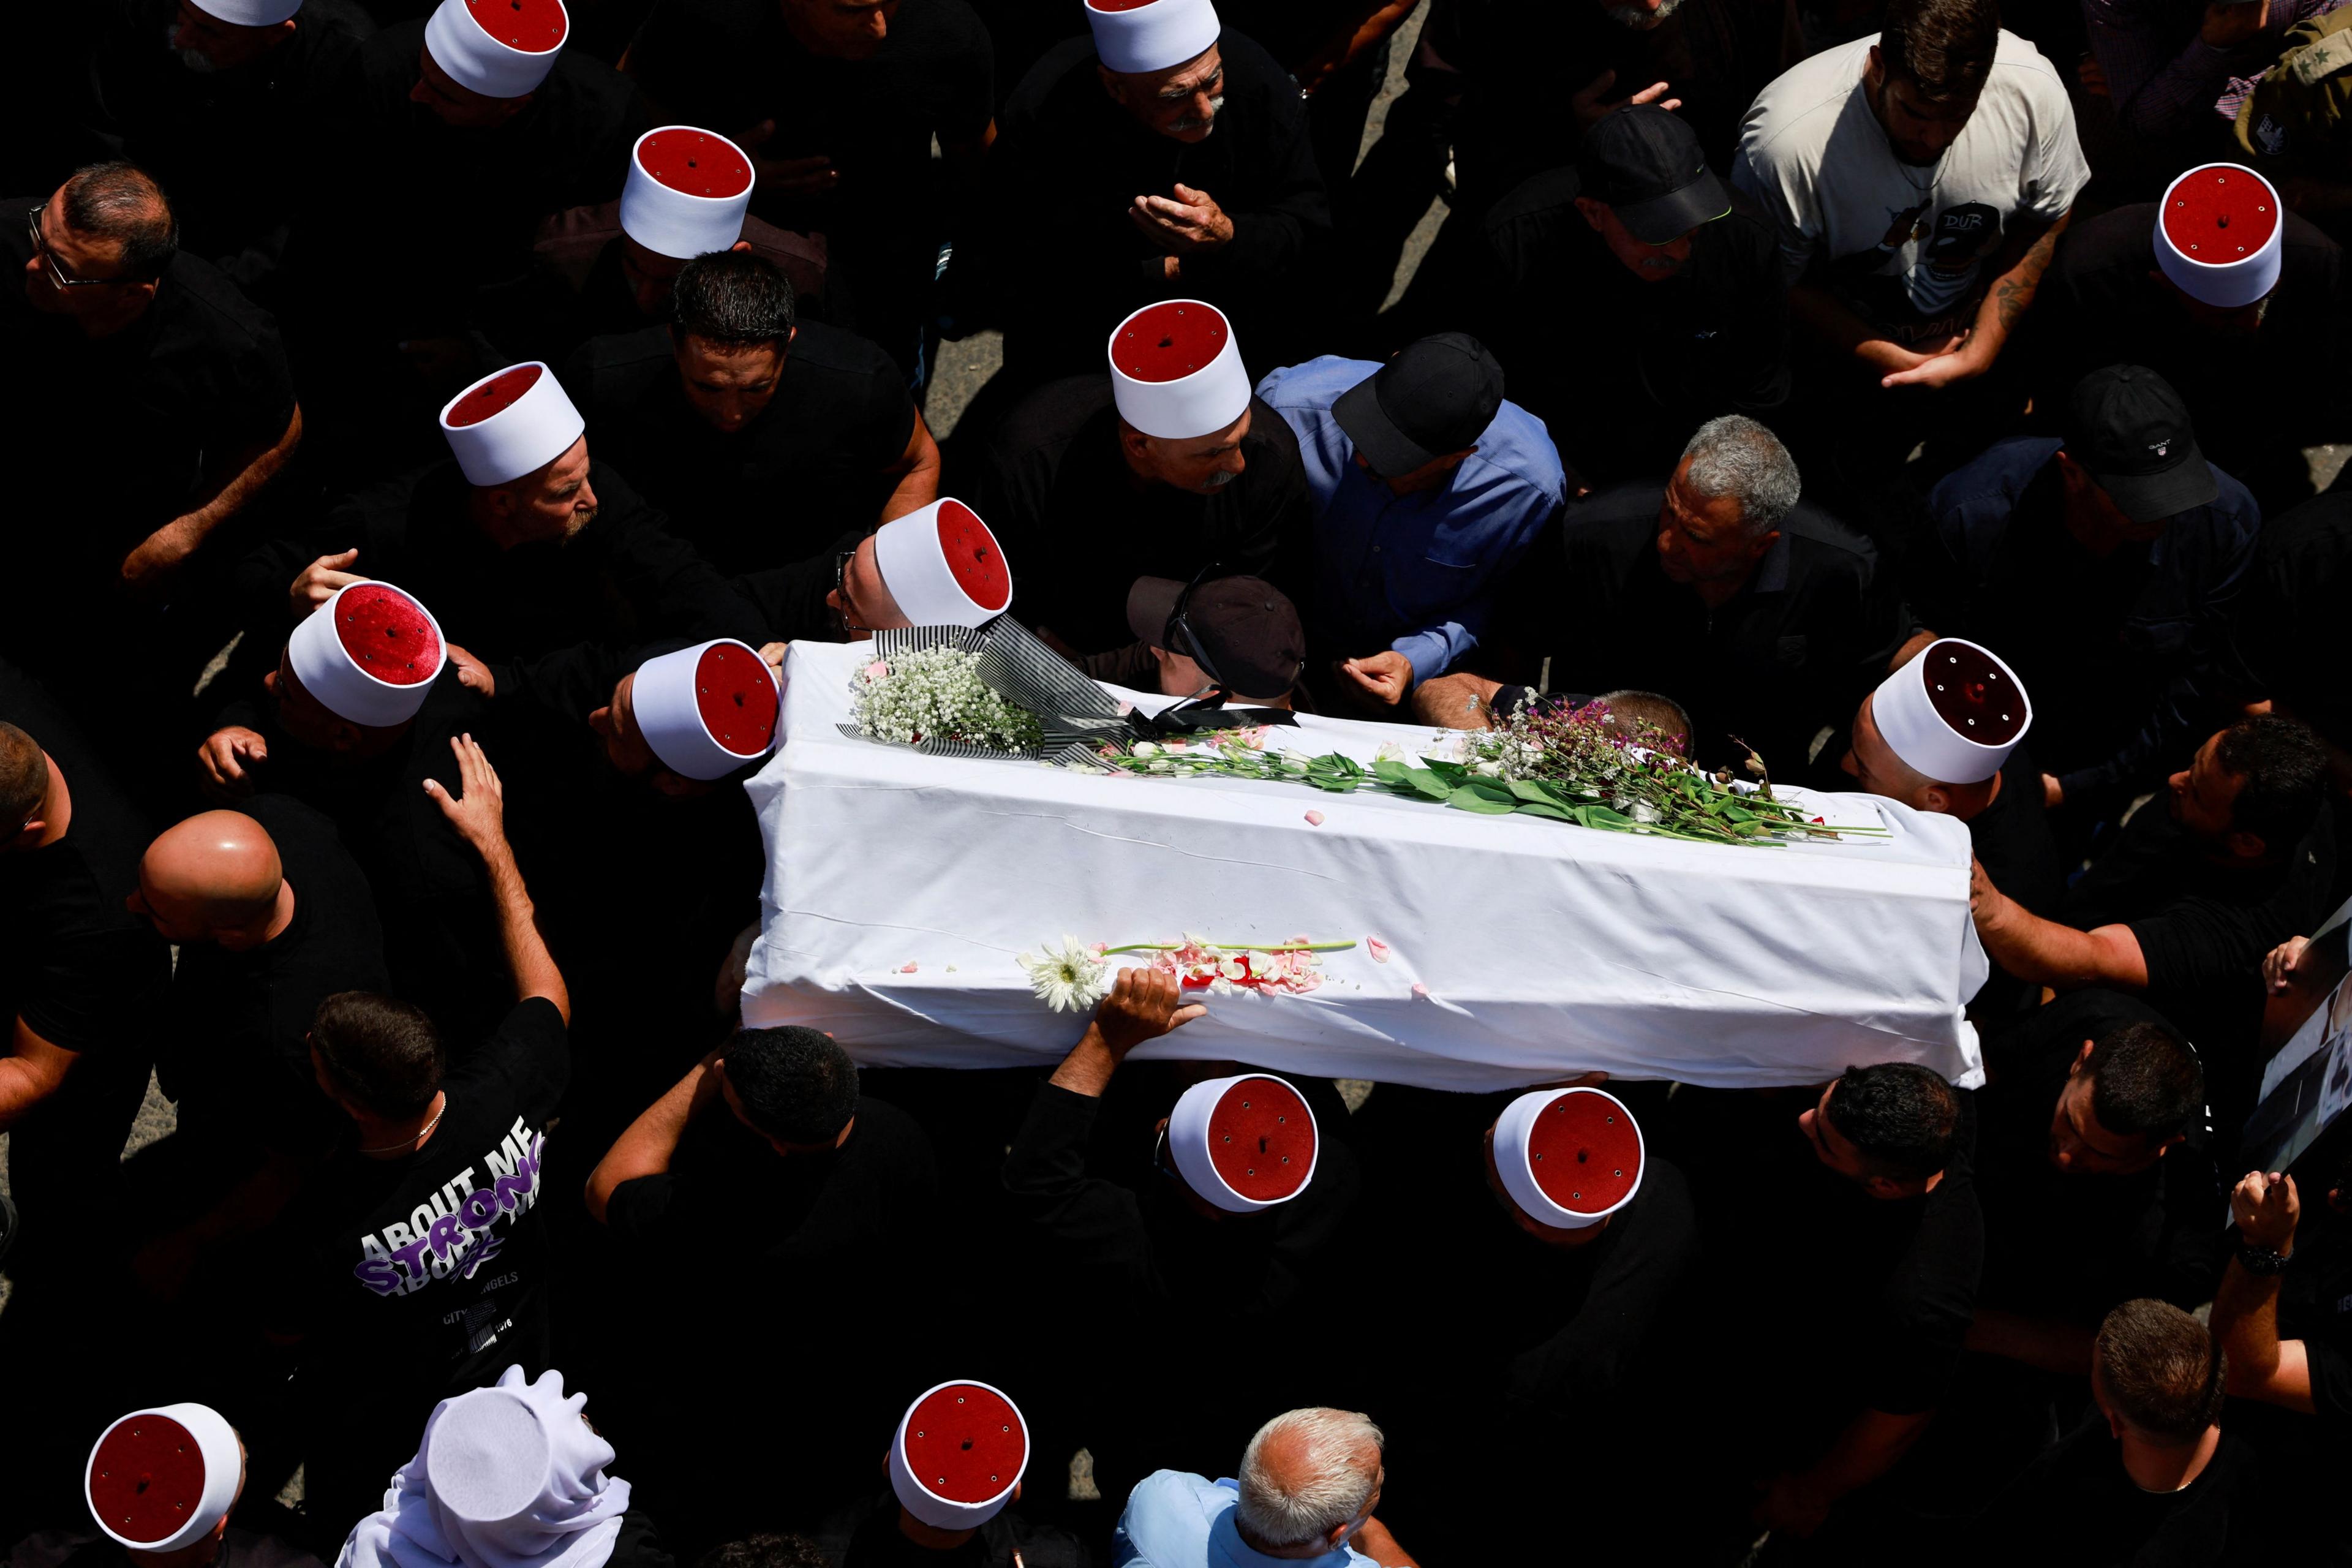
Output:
[1002, 967, 1363, 1514]
[975, 300, 1312, 662]
[975, 0, 1329, 382]
[2040, 160, 2343, 512]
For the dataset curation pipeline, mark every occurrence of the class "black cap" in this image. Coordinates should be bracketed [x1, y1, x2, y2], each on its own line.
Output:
[2067, 366, 2217, 525]
[1332, 334, 1504, 479]
[1575, 104, 1732, 246]
[1127, 574, 1305, 699]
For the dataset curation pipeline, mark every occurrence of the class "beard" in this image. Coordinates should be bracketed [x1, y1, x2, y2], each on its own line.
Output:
[1170, 95, 1227, 135]
[1199, 469, 1238, 491]
[1607, 0, 1686, 28]
[165, 24, 219, 73]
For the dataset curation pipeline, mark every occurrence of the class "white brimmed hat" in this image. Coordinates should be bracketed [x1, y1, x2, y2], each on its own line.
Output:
[1108, 300, 1250, 440]
[1873, 637, 2031, 786]
[190, 0, 303, 23]
[871, 499, 1014, 628]
[439, 362, 586, 488]
[1085, 0, 1219, 74]
[888, 1381, 1028, 1531]
[620, 127, 755, 261]
[86, 1404, 241, 1553]
[289, 581, 447, 728]
[1166, 1073, 1317, 1213]
[2155, 164, 2283, 310]
[631, 639, 781, 782]
[424, 0, 568, 100]
[1494, 1087, 1643, 1231]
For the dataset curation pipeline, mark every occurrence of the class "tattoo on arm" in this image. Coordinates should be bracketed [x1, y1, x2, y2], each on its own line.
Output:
[1987, 213, 2069, 335]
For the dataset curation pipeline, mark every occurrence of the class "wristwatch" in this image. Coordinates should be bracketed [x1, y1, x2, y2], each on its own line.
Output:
[2235, 1243, 2293, 1276]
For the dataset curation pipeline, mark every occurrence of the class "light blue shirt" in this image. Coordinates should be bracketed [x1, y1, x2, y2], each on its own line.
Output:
[1114, 1471, 1383, 1568]
[1255, 355, 1566, 685]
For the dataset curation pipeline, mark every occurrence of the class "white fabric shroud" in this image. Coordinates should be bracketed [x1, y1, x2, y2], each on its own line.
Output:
[338, 1368, 629, 1568]
[741, 641, 1990, 1091]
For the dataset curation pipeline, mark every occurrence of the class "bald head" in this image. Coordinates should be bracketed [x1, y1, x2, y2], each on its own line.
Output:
[132, 810, 288, 948]
[1235, 1409, 1384, 1553]
[0, 723, 47, 832]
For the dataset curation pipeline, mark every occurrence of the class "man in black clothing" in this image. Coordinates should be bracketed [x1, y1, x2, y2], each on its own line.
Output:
[1977, 1300, 2264, 1564]
[624, 0, 995, 382]
[1, 164, 302, 733]
[1474, 104, 1790, 485]
[585, 1026, 939, 1547]
[2230, 491, 2352, 766]
[271, 731, 576, 1539]
[976, 16, 1329, 382]
[78, 0, 375, 299]
[0, 686, 170, 1270]
[1000, 969, 1363, 1519]
[2036, 196, 2348, 516]
[977, 376, 1311, 661]
[1425, 415, 1905, 782]
[1917, 368, 2263, 820]
[563, 251, 939, 575]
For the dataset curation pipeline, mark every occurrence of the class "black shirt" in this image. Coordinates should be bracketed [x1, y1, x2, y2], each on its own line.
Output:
[0, 660, 169, 1064]
[840, 1496, 1090, 1568]
[1975, 989, 2223, 1321]
[978, 377, 1313, 657]
[1975, 1415, 2266, 1566]
[1972, 750, 2067, 921]
[2037, 202, 2350, 513]
[979, 32, 1329, 379]
[561, 321, 917, 574]
[161, 794, 390, 1153]
[278, 997, 568, 1399]
[1500, 482, 1907, 778]
[627, 0, 993, 371]
[2230, 492, 2352, 749]
[1475, 165, 1790, 484]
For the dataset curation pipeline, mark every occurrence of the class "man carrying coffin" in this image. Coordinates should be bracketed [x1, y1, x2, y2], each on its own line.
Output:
[730, 496, 1015, 643]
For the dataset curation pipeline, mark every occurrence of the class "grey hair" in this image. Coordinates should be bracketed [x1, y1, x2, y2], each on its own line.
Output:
[1680, 415, 1800, 537]
[1234, 1409, 1384, 1550]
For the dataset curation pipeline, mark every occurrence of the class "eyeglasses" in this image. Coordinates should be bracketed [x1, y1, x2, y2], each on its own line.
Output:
[25, 206, 123, 289]
[831, 549, 867, 638]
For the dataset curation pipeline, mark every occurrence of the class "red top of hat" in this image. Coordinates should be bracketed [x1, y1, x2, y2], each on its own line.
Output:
[2163, 166, 2278, 265]
[693, 641, 778, 757]
[902, 1384, 1024, 1502]
[89, 1415, 208, 1545]
[1921, 641, 2024, 747]
[1112, 303, 1227, 384]
[446, 363, 543, 427]
[336, 584, 442, 686]
[1089, 0, 1166, 10]
[1527, 1091, 1640, 1215]
[468, 0, 567, 52]
[1206, 1076, 1313, 1202]
[937, 500, 1011, 612]
[637, 129, 753, 200]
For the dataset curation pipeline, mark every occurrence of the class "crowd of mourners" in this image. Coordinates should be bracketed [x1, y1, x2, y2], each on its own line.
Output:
[6, 0, 2352, 1562]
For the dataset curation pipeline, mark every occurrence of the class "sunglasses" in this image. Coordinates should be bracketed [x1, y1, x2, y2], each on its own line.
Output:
[26, 206, 130, 289]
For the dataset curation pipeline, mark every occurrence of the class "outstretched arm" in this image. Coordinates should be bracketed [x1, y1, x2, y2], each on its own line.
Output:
[424, 734, 570, 1022]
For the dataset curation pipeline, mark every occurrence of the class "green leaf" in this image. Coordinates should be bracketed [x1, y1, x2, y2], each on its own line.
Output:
[1402, 769, 1453, 801]
[1371, 759, 1413, 785]
[1510, 800, 1580, 822]
[1583, 805, 1640, 829]
[1446, 785, 1519, 813]
[1507, 780, 1560, 804]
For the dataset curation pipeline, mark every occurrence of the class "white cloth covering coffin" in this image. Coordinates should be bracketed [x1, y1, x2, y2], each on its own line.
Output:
[740, 640, 1990, 1092]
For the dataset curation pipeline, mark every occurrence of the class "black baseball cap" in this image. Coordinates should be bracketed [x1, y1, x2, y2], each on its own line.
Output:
[1127, 573, 1306, 699]
[1332, 333, 1505, 479]
[1577, 104, 1732, 246]
[2067, 365, 2217, 525]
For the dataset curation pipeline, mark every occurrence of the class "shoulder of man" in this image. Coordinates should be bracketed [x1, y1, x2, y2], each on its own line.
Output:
[1003, 34, 1102, 129]
[1738, 34, 1871, 170]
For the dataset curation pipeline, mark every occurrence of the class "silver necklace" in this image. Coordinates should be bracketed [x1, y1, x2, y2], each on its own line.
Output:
[360, 1101, 446, 1155]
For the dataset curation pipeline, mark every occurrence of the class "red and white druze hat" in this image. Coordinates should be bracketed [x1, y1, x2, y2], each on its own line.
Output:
[290, 581, 447, 727]
[888, 1381, 1028, 1531]
[1167, 1073, 1317, 1213]
[620, 127, 755, 261]
[1494, 1087, 1643, 1231]
[424, 0, 568, 100]
[191, 0, 303, 22]
[631, 639, 781, 781]
[439, 362, 586, 488]
[1872, 637, 2031, 786]
[86, 1404, 241, 1553]
[2155, 163, 2283, 310]
[872, 499, 1014, 628]
[1108, 300, 1250, 441]
[1085, 0, 1220, 74]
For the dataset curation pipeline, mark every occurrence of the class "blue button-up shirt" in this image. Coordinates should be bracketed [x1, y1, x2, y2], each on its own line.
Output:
[1114, 1471, 1382, 1568]
[1256, 356, 1567, 684]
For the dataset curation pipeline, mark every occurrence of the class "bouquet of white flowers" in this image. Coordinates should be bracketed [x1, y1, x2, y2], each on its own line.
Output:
[848, 644, 1043, 754]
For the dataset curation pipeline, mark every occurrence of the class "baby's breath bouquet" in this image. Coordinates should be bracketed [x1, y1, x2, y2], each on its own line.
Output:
[850, 646, 1043, 753]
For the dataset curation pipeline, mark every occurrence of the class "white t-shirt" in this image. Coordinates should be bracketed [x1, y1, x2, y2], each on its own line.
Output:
[1733, 30, 2090, 345]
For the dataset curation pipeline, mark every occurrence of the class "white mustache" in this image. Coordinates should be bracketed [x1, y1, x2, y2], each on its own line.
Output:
[1170, 94, 1226, 132]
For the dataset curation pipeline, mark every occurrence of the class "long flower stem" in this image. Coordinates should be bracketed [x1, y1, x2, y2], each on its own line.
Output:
[1099, 941, 1359, 955]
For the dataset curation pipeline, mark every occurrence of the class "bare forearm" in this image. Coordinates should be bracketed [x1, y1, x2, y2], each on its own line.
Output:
[585, 1060, 717, 1220]
[879, 415, 942, 522]
[2214, 1259, 2286, 1389]
[481, 841, 569, 1021]
[1790, 284, 1915, 373]
[1964, 1308, 2097, 1376]
[1966, 213, 2067, 364]
[1298, 0, 1421, 91]
[1048, 1028, 1120, 1099]
[1351, 1518, 1419, 1568]
[1975, 891, 2147, 989]
[173, 406, 304, 544]
[0, 1018, 77, 1130]
[1799, 1407, 1934, 1503]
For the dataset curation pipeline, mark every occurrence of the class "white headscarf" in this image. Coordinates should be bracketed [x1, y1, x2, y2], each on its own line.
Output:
[339, 1368, 630, 1568]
